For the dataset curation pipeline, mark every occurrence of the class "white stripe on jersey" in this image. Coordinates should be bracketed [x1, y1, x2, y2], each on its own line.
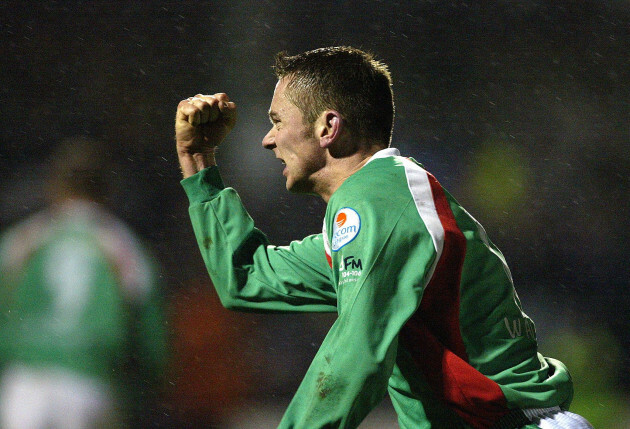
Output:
[322, 220, 331, 259]
[331, 148, 446, 277]
[400, 157, 445, 258]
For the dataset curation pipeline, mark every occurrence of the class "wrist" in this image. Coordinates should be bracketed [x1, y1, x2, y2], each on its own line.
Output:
[177, 148, 217, 178]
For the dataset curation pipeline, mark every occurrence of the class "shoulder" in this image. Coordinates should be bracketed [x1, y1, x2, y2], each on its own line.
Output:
[0, 209, 54, 269]
[331, 155, 412, 208]
[326, 156, 421, 252]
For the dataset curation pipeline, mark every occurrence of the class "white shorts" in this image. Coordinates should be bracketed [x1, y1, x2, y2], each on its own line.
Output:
[524, 407, 594, 429]
[0, 364, 119, 429]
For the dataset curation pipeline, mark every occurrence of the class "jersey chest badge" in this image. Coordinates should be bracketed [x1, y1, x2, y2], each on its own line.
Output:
[331, 207, 361, 251]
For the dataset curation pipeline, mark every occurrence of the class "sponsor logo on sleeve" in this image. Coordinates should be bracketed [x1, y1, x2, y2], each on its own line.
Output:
[338, 255, 363, 287]
[339, 256, 362, 271]
[331, 208, 360, 251]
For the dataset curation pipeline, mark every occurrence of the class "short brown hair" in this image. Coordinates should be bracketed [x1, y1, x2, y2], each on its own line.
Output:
[273, 46, 395, 147]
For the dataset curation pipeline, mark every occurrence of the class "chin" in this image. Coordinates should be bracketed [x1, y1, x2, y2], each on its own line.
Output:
[286, 183, 300, 193]
[284, 176, 298, 193]
[284, 178, 299, 193]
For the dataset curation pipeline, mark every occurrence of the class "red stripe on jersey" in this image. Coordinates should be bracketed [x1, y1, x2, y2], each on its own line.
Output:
[400, 171, 509, 428]
[325, 251, 332, 268]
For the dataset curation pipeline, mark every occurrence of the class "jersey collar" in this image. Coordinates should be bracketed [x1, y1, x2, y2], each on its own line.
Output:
[365, 147, 400, 165]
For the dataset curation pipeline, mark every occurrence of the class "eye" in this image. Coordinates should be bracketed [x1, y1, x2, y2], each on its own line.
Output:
[269, 114, 281, 128]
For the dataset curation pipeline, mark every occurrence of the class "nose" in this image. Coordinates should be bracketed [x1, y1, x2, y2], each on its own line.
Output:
[262, 127, 276, 150]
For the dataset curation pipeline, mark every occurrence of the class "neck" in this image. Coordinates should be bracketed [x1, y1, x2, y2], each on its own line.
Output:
[315, 144, 383, 203]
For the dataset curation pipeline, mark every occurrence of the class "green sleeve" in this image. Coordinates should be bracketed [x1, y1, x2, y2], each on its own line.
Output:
[278, 197, 436, 428]
[182, 167, 337, 312]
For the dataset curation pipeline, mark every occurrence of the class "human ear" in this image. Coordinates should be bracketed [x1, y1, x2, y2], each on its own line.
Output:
[317, 110, 343, 148]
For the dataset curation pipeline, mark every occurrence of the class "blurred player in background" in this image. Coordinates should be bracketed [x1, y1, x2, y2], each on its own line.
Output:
[174, 47, 593, 428]
[0, 136, 168, 429]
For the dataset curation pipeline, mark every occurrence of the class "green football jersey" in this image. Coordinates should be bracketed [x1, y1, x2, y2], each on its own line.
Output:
[182, 148, 573, 429]
[0, 200, 167, 388]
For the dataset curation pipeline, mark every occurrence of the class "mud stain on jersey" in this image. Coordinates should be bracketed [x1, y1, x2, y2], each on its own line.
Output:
[317, 371, 333, 399]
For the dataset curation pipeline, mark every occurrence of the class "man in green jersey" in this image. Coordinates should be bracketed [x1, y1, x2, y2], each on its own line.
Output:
[175, 47, 593, 428]
[0, 137, 168, 429]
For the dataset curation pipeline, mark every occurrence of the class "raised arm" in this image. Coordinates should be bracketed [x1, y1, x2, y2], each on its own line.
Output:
[176, 94, 337, 313]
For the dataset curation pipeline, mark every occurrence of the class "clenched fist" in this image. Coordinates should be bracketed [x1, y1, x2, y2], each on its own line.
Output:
[175, 93, 237, 177]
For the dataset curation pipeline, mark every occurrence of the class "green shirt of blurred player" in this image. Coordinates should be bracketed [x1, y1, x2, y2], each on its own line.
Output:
[0, 137, 168, 429]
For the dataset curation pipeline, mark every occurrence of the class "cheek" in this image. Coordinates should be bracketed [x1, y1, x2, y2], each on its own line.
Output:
[280, 136, 301, 158]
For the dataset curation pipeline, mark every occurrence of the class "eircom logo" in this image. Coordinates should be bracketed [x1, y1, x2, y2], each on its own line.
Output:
[331, 207, 360, 251]
[335, 212, 347, 228]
